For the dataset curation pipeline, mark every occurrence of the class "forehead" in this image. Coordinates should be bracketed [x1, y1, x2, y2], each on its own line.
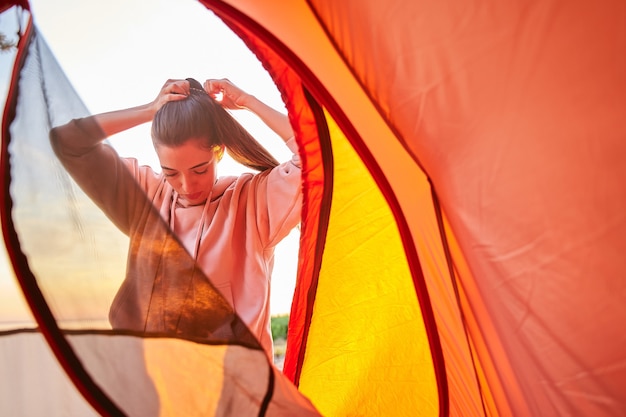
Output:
[155, 138, 215, 170]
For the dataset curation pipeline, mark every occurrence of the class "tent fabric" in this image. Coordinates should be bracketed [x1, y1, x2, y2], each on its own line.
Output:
[304, 2, 626, 416]
[2, 0, 626, 416]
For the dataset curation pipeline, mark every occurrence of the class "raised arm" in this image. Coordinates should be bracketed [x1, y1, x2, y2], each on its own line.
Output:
[49, 79, 194, 234]
[50, 79, 191, 156]
[204, 78, 294, 143]
[93, 79, 190, 138]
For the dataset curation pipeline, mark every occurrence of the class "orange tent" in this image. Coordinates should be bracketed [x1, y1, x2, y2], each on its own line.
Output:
[1, 0, 625, 416]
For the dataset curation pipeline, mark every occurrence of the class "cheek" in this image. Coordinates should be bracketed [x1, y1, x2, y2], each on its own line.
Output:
[203, 166, 218, 185]
[199, 174, 215, 188]
[191, 170, 217, 191]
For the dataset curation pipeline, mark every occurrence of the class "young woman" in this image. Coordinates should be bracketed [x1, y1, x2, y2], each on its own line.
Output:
[50, 78, 301, 358]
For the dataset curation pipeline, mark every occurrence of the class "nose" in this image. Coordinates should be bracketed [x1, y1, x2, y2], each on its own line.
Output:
[179, 173, 195, 193]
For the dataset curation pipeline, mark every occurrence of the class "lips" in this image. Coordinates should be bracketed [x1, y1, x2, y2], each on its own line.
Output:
[184, 192, 202, 201]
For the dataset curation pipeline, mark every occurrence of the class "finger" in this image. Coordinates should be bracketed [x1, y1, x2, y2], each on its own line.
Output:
[167, 92, 188, 102]
[205, 80, 226, 101]
[163, 79, 184, 93]
[174, 80, 190, 96]
[205, 79, 221, 94]
[161, 81, 190, 104]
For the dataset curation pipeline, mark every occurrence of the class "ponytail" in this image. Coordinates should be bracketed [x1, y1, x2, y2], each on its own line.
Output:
[152, 78, 279, 172]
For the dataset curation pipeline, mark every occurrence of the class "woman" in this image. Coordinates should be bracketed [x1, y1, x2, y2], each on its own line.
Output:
[50, 78, 301, 358]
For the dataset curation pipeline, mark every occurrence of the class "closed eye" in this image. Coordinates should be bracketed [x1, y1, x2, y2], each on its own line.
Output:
[193, 168, 208, 175]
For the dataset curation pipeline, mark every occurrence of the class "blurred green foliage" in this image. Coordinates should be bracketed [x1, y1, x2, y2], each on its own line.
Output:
[271, 314, 289, 340]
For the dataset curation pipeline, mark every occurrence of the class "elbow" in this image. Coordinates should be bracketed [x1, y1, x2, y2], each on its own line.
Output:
[49, 122, 84, 161]
[48, 125, 67, 158]
[48, 119, 92, 159]
[49, 126, 61, 153]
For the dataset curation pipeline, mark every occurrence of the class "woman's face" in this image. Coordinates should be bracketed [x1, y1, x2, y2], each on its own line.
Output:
[155, 137, 222, 206]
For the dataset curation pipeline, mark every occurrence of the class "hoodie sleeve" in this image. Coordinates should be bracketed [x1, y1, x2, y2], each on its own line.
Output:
[49, 118, 157, 235]
[250, 137, 302, 249]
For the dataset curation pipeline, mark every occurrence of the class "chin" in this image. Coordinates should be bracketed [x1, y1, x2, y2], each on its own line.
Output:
[180, 192, 207, 206]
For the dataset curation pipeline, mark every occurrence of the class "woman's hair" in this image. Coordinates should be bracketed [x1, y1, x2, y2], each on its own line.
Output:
[151, 78, 279, 172]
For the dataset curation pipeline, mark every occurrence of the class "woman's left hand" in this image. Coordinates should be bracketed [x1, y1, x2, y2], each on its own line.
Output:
[204, 78, 251, 110]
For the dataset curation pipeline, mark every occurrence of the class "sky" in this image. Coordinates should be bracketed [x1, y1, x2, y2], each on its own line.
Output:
[0, 0, 299, 322]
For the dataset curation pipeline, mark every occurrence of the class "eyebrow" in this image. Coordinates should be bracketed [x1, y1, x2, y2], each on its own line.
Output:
[161, 161, 210, 171]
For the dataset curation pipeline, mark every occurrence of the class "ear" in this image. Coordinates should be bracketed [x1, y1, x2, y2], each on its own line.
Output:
[215, 145, 225, 162]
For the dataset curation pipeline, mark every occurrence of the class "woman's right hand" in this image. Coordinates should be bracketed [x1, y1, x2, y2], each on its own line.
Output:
[149, 79, 190, 115]
[88, 79, 191, 138]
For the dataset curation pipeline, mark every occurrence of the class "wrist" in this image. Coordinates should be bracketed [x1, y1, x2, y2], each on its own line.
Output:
[144, 101, 159, 120]
[237, 93, 257, 110]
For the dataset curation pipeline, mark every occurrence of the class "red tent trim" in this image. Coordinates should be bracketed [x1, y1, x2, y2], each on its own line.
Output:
[431, 185, 488, 417]
[0, 0, 29, 14]
[287, 89, 333, 385]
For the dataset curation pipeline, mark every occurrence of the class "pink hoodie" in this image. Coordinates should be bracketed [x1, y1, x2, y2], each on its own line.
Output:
[50, 118, 301, 358]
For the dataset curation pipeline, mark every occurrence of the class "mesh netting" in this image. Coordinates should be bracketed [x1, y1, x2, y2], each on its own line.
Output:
[0, 21, 323, 416]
